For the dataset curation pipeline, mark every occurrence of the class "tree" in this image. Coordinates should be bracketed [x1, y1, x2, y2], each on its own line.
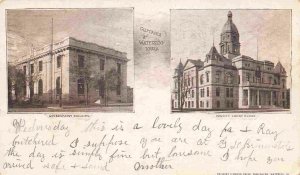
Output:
[27, 61, 41, 102]
[69, 59, 100, 106]
[104, 68, 122, 106]
[70, 58, 122, 106]
[8, 65, 26, 105]
[179, 76, 194, 111]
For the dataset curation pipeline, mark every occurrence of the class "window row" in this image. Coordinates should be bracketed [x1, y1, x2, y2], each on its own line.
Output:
[200, 87, 209, 97]
[215, 71, 234, 84]
[33, 77, 120, 97]
[245, 72, 283, 85]
[26, 61, 44, 74]
[77, 78, 121, 96]
[183, 100, 209, 108]
[226, 88, 234, 98]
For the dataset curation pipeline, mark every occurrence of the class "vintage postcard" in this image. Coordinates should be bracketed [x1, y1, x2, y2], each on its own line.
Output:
[0, 0, 299, 175]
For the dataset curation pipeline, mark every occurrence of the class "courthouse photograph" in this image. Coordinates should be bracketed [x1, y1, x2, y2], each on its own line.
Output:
[171, 10, 291, 112]
[7, 9, 134, 112]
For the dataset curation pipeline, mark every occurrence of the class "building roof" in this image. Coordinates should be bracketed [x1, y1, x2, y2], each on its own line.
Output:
[207, 46, 219, 56]
[222, 11, 239, 35]
[274, 61, 286, 74]
[174, 59, 184, 75]
[15, 37, 128, 65]
[187, 59, 203, 67]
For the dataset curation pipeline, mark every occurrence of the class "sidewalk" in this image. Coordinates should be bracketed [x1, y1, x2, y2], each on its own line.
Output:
[47, 102, 133, 109]
[172, 107, 290, 113]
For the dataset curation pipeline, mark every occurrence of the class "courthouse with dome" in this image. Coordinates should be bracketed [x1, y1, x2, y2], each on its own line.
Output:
[172, 11, 289, 110]
[14, 37, 129, 104]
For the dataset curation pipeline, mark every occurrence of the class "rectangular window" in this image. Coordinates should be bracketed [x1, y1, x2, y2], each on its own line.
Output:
[282, 92, 285, 99]
[57, 55, 62, 68]
[98, 79, 105, 98]
[30, 64, 34, 74]
[23, 66, 26, 75]
[100, 59, 105, 71]
[78, 55, 85, 68]
[206, 72, 209, 82]
[117, 63, 121, 74]
[39, 61, 43, 72]
[207, 87, 209, 97]
[191, 90, 194, 98]
[56, 77, 61, 95]
[230, 88, 234, 97]
[243, 90, 248, 106]
[206, 101, 209, 107]
[191, 77, 194, 86]
[216, 87, 220, 97]
[38, 79, 43, 95]
[246, 73, 250, 81]
[226, 88, 229, 97]
[200, 88, 205, 97]
[216, 72, 220, 83]
[77, 78, 85, 95]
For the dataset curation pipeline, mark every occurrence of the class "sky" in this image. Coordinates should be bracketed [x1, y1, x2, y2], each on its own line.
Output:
[7, 9, 134, 87]
[171, 10, 291, 87]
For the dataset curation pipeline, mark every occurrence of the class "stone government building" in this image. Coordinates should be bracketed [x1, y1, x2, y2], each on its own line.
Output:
[172, 11, 289, 110]
[14, 37, 129, 104]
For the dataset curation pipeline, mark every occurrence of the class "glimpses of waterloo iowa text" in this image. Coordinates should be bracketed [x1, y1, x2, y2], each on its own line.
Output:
[7, 9, 134, 112]
[171, 10, 291, 113]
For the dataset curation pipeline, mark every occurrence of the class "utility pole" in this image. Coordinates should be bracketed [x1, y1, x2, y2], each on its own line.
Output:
[104, 55, 107, 106]
[256, 37, 259, 61]
[50, 17, 53, 103]
[59, 56, 63, 107]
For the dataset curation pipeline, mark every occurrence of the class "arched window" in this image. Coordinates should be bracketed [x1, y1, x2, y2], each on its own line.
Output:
[226, 72, 233, 84]
[56, 77, 61, 95]
[200, 74, 204, 85]
[38, 79, 43, 95]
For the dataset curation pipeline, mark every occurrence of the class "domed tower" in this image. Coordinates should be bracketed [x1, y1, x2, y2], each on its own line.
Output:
[219, 11, 241, 59]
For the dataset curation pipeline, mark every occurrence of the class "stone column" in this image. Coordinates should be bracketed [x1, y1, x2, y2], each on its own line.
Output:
[270, 90, 273, 106]
[248, 88, 251, 107]
[26, 62, 30, 99]
[257, 90, 260, 106]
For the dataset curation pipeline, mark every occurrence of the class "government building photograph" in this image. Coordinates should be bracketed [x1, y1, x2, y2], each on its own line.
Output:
[7, 9, 134, 112]
[171, 10, 291, 112]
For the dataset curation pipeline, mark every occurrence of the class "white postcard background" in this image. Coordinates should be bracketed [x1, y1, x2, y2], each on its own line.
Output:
[0, 0, 299, 175]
